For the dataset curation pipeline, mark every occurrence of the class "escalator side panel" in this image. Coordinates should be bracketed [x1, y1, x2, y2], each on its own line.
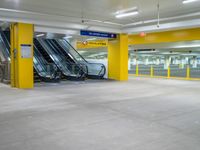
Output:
[57, 39, 106, 78]
[36, 38, 85, 80]
[0, 31, 59, 82]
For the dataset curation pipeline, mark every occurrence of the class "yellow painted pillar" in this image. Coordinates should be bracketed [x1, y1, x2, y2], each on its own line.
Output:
[186, 65, 190, 79]
[10, 23, 34, 89]
[150, 65, 154, 77]
[136, 64, 139, 76]
[108, 34, 128, 81]
[167, 67, 171, 78]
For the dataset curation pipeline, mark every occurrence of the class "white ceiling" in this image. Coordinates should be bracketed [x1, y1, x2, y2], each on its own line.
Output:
[130, 40, 200, 50]
[0, 0, 200, 34]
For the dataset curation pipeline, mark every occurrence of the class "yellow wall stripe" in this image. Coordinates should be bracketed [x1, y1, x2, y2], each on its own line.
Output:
[128, 28, 200, 45]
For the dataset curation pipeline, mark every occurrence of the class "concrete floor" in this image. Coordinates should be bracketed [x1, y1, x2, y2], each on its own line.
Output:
[0, 77, 200, 150]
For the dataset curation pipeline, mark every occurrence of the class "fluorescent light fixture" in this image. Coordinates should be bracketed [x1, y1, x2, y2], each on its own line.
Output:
[176, 44, 200, 48]
[116, 7, 138, 15]
[103, 21, 123, 26]
[36, 33, 45, 37]
[116, 11, 139, 18]
[183, 0, 199, 4]
[63, 36, 72, 39]
[83, 19, 123, 26]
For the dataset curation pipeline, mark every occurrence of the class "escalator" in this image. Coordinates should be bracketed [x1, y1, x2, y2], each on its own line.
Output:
[33, 45, 60, 82]
[35, 38, 86, 80]
[0, 31, 10, 62]
[0, 30, 60, 82]
[55, 39, 106, 79]
[49, 39, 88, 75]
[1, 29, 105, 82]
[0, 30, 10, 82]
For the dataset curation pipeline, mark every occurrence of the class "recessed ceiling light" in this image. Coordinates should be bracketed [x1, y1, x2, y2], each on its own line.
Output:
[183, 0, 199, 4]
[116, 11, 139, 18]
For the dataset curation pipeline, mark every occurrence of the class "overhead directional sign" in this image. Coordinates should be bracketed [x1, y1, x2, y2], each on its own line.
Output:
[80, 30, 117, 39]
[77, 40, 108, 49]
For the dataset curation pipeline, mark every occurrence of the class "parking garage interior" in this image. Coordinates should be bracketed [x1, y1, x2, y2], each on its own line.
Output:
[1, 0, 200, 150]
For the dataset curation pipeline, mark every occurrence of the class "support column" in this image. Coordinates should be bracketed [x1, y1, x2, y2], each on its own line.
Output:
[108, 34, 128, 81]
[10, 23, 34, 89]
[145, 57, 149, 65]
[192, 56, 197, 68]
[179, 56, 185, 69]
[164, 56, 171, 70]
[156, 57, 160, 65]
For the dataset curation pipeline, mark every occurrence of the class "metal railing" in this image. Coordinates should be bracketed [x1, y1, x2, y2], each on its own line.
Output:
[129, 64, 200, 80]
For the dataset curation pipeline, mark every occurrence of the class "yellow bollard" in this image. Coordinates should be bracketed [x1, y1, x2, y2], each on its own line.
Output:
[150, 65, 154, 77]
[186, 65, 190, 79]
[167, 66, 170, 78]
[136, 64, 139, 76]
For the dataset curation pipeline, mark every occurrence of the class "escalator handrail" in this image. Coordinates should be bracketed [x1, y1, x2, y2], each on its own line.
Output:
[34, 45, 48, 63]
[46, 39, 88, 77]
[58, 58, 88, 77]
[37, 39, 62, 64]
[0, 32, 10, 61]
[98, 65, 106, 76]
[0, 31, 10, 51]
[51, 39, 89, 75]
[0, 32, 60, 81]
[52, 39, 79, 64]
[45, 39, 74, 75]
[38, 38, 86, 78]
[61, 39, 106, 67]
[34, 45, 53, 78]
[61, 39, 88, 63]
[58, 39, 106, 77]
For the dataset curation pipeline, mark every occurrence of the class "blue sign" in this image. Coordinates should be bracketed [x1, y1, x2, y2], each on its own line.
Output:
[80, 30, 117, 39]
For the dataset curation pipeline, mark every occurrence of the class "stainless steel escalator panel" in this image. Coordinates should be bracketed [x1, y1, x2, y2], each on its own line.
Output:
[0, 61, 10, 83]
[34, 45, 59, 80]
[0, 31, 59, 82]
[36, 38, 85, 79]
[56, 39, 106, 78]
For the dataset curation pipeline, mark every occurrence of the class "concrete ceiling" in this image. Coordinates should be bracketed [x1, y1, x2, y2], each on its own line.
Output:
[0, 0, 200, 34]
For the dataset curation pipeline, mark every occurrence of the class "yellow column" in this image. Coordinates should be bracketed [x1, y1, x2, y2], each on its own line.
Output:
[186, 65, 190, 79]
[10, 23, 34, 89]
[167, 67, 171, 78]
[136, 64, 139, 76]
[151, 65, 154, 77]
[10, 23, 15, 87]
[108, 34, 128, 81]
